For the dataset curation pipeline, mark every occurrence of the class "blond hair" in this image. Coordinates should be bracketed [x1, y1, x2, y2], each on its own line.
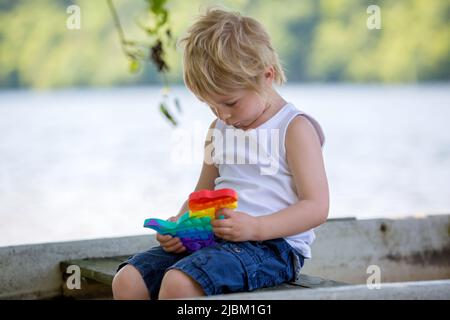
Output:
[179, 7, 286, 104]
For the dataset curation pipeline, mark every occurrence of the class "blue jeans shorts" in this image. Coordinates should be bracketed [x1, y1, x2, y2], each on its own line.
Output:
[116, 237, 305, 299]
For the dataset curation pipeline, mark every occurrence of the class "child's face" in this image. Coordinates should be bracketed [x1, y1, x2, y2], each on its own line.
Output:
[206, 89, 268, 130]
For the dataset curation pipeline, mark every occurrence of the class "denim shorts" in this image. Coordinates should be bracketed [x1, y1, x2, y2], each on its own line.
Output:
[116, 237, 304, 299]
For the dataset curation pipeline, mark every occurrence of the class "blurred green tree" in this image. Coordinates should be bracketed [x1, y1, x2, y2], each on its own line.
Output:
[0, 0, 448, 89]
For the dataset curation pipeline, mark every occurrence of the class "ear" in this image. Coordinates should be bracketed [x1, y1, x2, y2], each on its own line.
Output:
[264, 66, 275, 85]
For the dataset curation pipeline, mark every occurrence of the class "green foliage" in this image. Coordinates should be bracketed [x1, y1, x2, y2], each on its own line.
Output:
[106, 0, 172, 73]
[106, 0, 182, 124]
[129, 59, 141, 73]
[0, 0, 448, 89]
[159, 101, 177, 126]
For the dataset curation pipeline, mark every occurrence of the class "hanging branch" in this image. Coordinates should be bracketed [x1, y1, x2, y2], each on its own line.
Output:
[107, 0, 181, 126]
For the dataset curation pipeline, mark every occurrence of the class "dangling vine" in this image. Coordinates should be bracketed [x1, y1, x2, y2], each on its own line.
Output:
[107, 0, 181, 126]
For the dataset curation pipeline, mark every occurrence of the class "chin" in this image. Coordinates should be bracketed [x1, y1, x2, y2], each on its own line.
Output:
[237, 125, 251, 131]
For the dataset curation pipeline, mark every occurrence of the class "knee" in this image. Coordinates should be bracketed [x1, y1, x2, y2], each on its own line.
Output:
[112, 265, 150, 300]
[159, 269, 204, 299]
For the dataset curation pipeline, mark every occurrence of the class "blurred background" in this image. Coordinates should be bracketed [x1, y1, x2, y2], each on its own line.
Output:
[0, 0, 449, 247]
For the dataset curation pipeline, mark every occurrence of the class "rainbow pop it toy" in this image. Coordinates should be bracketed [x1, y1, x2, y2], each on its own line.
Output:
[143, 188, 238, 252]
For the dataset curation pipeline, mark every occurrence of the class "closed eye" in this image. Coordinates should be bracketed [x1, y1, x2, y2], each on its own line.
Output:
[224, 101, 237, 107]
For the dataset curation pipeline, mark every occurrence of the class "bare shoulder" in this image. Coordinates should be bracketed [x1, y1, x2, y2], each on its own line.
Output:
[285, 115, 321, 150]
[285, 115, 328, 205]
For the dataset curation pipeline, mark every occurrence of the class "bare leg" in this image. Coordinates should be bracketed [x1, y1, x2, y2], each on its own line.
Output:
[158, 269, 205, 299]
[112, 264, 150, 300]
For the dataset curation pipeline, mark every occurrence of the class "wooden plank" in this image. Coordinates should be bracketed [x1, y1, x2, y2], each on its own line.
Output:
[60, 256, 347, 297]
[60, 275, 112, 300]
[60, 258, 119, 286]
[201, 280, 450, 300]
[326, 217, 357, 222]
[111, 256, 130, 262]
[291, 274, 348, 288]
[254, 283, 303, 292]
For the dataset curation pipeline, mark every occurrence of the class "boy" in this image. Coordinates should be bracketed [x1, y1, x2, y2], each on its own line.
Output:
[112, 7, 329, 300]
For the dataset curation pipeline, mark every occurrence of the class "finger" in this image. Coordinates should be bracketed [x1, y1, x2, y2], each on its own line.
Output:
[211, 219, 232, 228]
[214, 231, 230, 241]
[215, 208, 234, 219]
[161, 237, 181, 247]
[167, 216, 178, 222]
[174, 246, 186, 254]
[157, 232, 172, 240]
[164, 241, 184, 253]
[213, 226, 233, 233]
[157, 236, 178, 248]
[163, 241, 181, 252]
[215, 230, 238, 242]
[213, 227, 233, 238]
[156, 233, 172, 242]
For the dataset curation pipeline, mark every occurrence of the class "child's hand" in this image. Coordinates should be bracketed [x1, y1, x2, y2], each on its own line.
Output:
[156, 216, 186, 254]
[212, 208, 259, 242]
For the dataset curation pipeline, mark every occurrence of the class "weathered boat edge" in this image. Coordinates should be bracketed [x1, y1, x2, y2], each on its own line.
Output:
[0, 214, 449, 300]
[0, 235, 158, 300]
[195, 279, 450, 300]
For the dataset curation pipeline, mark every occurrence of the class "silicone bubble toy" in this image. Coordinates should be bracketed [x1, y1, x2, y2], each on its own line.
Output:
[143, 188, 238, 252]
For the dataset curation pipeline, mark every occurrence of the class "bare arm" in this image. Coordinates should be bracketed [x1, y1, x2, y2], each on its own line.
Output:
[158, 120, 219, 253]
[256, 116, 329, 240]
[175, 119, 220, 218]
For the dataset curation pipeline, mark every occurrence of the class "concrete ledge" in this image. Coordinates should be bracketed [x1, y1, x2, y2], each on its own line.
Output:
[302, 214, 450, 284]
[197, 280, 450, 300]
[0, 235, 157, 299]
[1, 214, 449, 299]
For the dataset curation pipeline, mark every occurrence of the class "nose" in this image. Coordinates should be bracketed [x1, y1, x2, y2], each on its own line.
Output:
[216, 108, 232, 123]
[222, 114, 232, 124]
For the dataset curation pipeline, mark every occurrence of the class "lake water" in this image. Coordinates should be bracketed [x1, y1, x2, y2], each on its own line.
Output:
[0, 84, 449, 247]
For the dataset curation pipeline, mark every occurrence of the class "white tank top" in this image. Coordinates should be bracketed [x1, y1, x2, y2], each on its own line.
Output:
[212, 102, 325, 259]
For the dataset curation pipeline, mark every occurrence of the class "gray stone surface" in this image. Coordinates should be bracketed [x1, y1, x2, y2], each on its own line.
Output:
[0, 214, 449, 299]
[301, 214, 450, 284]
[197, 280, 450, 300]
[0, 235, 157, 299]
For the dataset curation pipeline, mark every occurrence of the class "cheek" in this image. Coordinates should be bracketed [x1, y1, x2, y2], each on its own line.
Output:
[239, 108, 255, 121]
[235, 97, 263, 121]
[251, 101, 265, 117]
[243, 99, 263, 117]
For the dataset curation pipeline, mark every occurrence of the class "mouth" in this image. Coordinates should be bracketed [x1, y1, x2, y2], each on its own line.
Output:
[233, 123, 249, 130]
[233, 120, 254, 130]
